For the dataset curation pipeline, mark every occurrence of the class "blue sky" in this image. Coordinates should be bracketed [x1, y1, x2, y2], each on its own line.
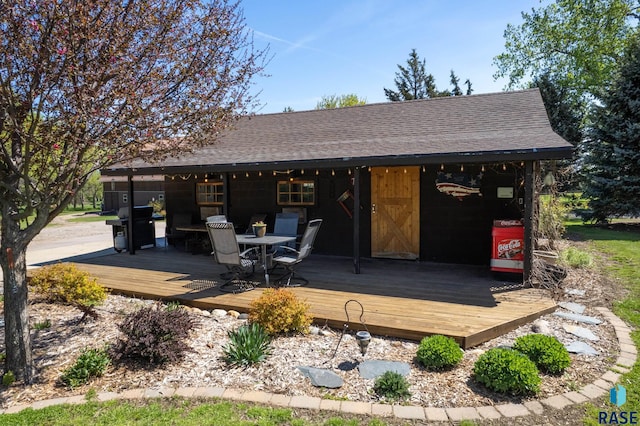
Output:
[241, 0, 546, 114]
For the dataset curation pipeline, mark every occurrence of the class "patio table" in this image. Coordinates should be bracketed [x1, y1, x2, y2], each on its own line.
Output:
[236, 234, 296, 286]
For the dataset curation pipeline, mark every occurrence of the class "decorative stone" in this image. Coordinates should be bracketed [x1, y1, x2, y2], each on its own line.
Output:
[227, 310, 240, 319]
[297, 366, 343, 388]
[319, 328, 335, 337]
[532, 319, 552, 335]
[563, 324, 599, 341]
[553, 311, 602, 325]
[358, 360, 411, 379]
[201, 310, 211, 317]
[238, 313, 249, 320]
[309, 326, 320, 335]
[558, 302, 586, 314]
[565, 289, 586, 297]
[191, 307, 203, 315]
[565, 341, 599, 355]
[212, 309, 227, 317]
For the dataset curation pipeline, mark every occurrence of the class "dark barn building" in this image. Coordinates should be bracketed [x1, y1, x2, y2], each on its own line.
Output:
[102, 89, 572, 280]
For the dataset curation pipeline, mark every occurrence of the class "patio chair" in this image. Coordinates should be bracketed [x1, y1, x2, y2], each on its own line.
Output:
[206, 215, 227, 223]
[270, 212, 299, 254]
[272, 219, 322, 287]
[206, 222, 259, 294]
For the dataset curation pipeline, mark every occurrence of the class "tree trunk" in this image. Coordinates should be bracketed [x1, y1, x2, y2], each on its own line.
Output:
[1, 226, 33, 383]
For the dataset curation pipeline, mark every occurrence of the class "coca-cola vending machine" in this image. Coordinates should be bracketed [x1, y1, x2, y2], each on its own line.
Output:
[490, 219, 524, 273]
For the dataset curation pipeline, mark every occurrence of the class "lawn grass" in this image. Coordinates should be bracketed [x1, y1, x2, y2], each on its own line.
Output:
[66, 215, 117, 223]
[566, 222, 640, 423]
[0, 398, 389, 426]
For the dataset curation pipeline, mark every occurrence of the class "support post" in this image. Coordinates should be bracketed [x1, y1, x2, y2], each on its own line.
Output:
[127, 174, 136, 255]
[353, 167, 361, 274]
[523, 161, 535, 282]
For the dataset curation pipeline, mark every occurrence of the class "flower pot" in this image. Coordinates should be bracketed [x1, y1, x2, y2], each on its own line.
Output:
[252, 225, 266, 238]
[533, 250, 558, 265]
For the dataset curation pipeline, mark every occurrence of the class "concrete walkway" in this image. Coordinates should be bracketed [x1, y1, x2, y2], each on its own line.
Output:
[0, 307, 635, 422]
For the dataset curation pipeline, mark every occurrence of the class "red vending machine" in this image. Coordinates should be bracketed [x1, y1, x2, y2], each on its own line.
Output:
[490, 219, 524, 273]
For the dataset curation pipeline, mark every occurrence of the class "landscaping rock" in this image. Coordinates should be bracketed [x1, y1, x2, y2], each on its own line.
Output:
[565, 341, 599, 356]
[532, 319, 552, 335]
[309, 326, 320, 335]
[201, 310, 211, 317]
[553, 311, 602, 325]
[227, 310, 240, 319]
[563, 324, 599, 341]
[238, 313, 249, 320]
[558, 302, 586, 314]
[358, 360, 411, 379]
[212, 309, 227, 317]
[565, 289, 586, 297]
[297, 366, 343, 388]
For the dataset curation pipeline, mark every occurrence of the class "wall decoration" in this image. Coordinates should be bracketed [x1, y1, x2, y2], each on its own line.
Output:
[435, 172, 482, 201]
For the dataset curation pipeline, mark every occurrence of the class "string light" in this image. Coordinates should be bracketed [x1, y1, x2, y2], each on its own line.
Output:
[385, 168, 388, 173]
[316, 169, 319, 175]
[301, 169, 304, 175]
[422, 165, 426, 172]
[460, 164, 464, 172]
[258, 171, 262, 177]
[348, 169, 352, 175]
[481, 165, 485, 172]
[440, 164, 444, 171]
[403, 168, 407, 173]
[331, 169, 335, 176]
[245, 172, 249, 178]
[367, 166, 371, 172]
[273, 170, 276, 176]
[502, 164, 507, 171]
[232, 173, 236, 179]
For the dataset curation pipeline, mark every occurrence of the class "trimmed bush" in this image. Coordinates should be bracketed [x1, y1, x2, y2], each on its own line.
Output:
[473, 348, 541, 395]
[249, 288, 312, 334]
[373, 371, 411, 401]
[223, 323, 272, 367]
[560, 247, 593, 269]
[29, 263, 107, 320]
[113, 305, 194, 365]
[513, 334, 571, 375]
[416, 334, 463, 370]
[61, 347, 110, 389]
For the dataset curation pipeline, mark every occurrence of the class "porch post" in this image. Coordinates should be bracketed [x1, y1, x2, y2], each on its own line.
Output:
[353, 166, 361, 274]
[523, 161, 534, 282]
[222, 172, 229, 217]
[127, 174, 136, 255]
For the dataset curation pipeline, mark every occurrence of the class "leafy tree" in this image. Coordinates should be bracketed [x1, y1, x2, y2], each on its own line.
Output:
[384, 49, 472, 100]
[578, 34, 640, 222]
[81, 171, 103, 210]
[494, 0, 639, 103]
[0, 0, 266, 382]
[315, 93, 366, 109]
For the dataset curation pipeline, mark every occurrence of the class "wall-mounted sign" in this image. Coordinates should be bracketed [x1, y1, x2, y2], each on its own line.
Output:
[435, 172, 481, 201]
[497, 187, 514, 199]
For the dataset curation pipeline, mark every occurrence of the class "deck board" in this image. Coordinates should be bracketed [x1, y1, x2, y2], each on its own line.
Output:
[47, 247, 557, 348]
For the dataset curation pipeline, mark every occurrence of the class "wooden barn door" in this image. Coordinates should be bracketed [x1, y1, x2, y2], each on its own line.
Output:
[371, 166, 420, 259]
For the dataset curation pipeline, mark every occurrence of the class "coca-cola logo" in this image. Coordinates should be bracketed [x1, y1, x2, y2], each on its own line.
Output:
[497, 239, 523, 259]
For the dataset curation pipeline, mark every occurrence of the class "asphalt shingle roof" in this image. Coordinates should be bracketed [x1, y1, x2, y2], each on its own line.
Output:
[110, 89, 572, 174]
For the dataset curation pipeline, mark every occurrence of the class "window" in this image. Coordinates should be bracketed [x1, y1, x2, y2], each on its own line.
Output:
[277, 180, 315, 205]
[196, 182, 224, 205]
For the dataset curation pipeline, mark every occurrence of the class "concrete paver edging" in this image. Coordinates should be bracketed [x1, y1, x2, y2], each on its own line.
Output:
[0, 307, 635, 423]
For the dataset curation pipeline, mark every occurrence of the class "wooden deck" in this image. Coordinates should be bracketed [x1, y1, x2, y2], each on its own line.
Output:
[64, 247, 556, 348]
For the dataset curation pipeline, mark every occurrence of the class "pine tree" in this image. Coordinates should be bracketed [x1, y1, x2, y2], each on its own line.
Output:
[579, 35, 640, 222]
[384, 49, 437, 101]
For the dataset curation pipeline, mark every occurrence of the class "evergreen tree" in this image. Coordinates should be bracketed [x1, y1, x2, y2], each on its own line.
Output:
[384, 49, 437, 101]
[579, 35, 640, 222]
[384, 50, 472, 100]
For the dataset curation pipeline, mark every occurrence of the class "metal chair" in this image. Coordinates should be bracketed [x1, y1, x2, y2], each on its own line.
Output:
[206, 222, 259, 293]
[271, 212, 299, 253]
[206, 215, 227, 223]
[272, 219, 322, 287]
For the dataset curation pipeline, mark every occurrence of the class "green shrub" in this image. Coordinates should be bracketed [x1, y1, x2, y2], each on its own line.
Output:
[29, 263, 107, 320]
[538, 195, 569, 249]
[373, 371, 411, 401]
[473, 348, 541, 395]
[223, 323, 272, 367]
[513, 334, 571, 375]
[34, 319, 52, 330]
[416, 334, 463, 370]
[61, 347, 110, 389]
[2, 371, 15, 386]
[249, 288, 312, 334]
[560, 247, 593, 269]
[113, 305, 194, 365]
